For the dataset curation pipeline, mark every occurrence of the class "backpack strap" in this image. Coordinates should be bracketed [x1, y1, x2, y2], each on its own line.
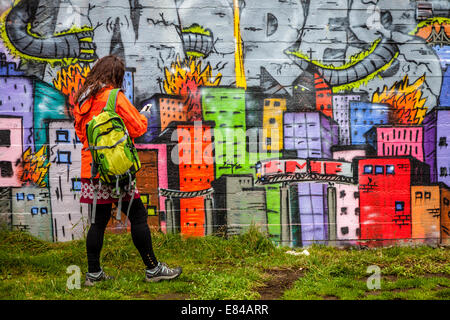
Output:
[123, 172, 135, 228]
[103, 88, 120, 113]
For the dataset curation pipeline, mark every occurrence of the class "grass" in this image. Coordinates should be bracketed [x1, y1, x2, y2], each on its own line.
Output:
[0, 227, 449, 300]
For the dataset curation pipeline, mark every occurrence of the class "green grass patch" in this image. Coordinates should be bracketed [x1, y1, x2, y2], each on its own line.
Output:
[0, 229, 448, 300]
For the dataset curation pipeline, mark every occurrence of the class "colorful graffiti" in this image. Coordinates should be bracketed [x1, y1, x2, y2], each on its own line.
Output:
[0, 0, 449, 247]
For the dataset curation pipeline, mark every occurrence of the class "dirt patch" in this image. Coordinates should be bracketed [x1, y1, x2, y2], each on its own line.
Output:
[322, 295, 340, 300]
[257, 267, 304, 300]
[132, 292, 189, 300]
[154, 293, 190, 300]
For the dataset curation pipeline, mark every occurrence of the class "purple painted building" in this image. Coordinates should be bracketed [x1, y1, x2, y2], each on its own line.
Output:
[0, 76, 34, 152]
[284, 112, 338, 246]
[423, 107, 450, 184]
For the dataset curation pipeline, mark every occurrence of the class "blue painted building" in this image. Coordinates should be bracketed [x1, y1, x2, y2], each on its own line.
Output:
[349, 101, 390, 145]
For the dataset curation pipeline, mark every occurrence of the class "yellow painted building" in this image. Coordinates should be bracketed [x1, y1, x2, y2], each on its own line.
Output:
[262, 98, 286, 151]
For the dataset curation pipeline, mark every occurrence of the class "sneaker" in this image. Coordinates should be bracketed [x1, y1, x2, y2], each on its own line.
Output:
[84, 268, 114, 286]
[145, 262, 182, 282]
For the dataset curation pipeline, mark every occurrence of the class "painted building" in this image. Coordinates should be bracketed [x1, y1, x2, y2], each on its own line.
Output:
[212, 174, 267, 236]
[122, 67, 135, 104]
[136, 149, 162, 229]
[48, 120, 88, 242]
[314, 73, 333, 118]
[0, 76, 34, 152]
[332, 94, 362, 145]
[365, 125, 425, 162]
[0, 187, 11, 227]
[284, 111, 338, 159]
[331, 145, 375, 245]
[156, 121, 215, 237]
[411, 184, 445, 245]
[201, 87, 248, 177]
[135, 94, 189, 144]
[11, 186, 52, 242]
[136, 144, 169, 233]
[357, 156, 430, 246]
[0, 117, 23, 187]
[284, 111, 339, 246]
[262, 97, 286, 152]
[441, 185, 450, 246]
[245, 88, 265, 154]
[0, 52, 23, 76]
[423, 107, 450, 185]
[349, 102, 390, 145]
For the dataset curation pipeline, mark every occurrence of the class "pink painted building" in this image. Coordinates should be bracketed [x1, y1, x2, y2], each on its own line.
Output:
[365, 125, 424, 162]
[0, 117, 23, 187]
[331, 145, 375, 245]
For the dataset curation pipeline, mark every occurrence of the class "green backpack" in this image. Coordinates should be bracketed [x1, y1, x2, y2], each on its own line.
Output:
[86, 88, 141, 224]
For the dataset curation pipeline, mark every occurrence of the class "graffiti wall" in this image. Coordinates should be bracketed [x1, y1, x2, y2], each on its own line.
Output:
[0, 0, 449, 247]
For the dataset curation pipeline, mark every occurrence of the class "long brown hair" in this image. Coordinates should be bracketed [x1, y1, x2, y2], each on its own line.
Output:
[75, 55, 125, 105]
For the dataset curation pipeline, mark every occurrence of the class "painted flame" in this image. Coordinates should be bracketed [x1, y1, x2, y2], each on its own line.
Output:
[53, 64, 90, 107]
[164, 55, 221, 120]
[18, 146, 50, 188]
[372, 75, 428, 125]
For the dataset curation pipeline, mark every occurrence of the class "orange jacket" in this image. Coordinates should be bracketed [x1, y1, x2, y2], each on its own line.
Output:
[74, 87, 148, 179]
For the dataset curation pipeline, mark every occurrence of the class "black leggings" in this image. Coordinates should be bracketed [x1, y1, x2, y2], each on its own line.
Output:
[86, 198, 158, 273]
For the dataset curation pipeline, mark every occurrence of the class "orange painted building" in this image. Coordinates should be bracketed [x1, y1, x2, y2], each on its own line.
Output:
[411, 183, 450, 245]
[159, 96, 188, 131]
[156, 121, 215, 237]
[441, 184, 450, 246]
[411, 185, 441, 244]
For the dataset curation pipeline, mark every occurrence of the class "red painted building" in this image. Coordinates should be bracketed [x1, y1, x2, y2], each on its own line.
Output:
[356, 156, 430, 246]
[314, 73, 333, 118]
[156, 121, 215, 237]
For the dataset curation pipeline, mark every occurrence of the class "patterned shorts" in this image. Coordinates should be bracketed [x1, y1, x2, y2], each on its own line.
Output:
[80, 178, 140, 204]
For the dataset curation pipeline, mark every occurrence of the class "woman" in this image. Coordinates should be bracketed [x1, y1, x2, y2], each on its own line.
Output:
[74, 55, 182, 286]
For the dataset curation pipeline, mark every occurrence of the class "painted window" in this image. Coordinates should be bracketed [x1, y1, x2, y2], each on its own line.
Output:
[71, 179, 81, 192]
[16, 193, 24, 201]
[31, 207, 39, 215]
[386, 165, 395, 175]
[40, 207, 48, 214]
[27, 194, 35, 201]
[56, 130, 70, 143]
[363, 165, 373, 174]
[375, 165, 384, 175]
[57, 151, 71, 164]
[0, 130, 11, 147]
[395, 201, 405, 211]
